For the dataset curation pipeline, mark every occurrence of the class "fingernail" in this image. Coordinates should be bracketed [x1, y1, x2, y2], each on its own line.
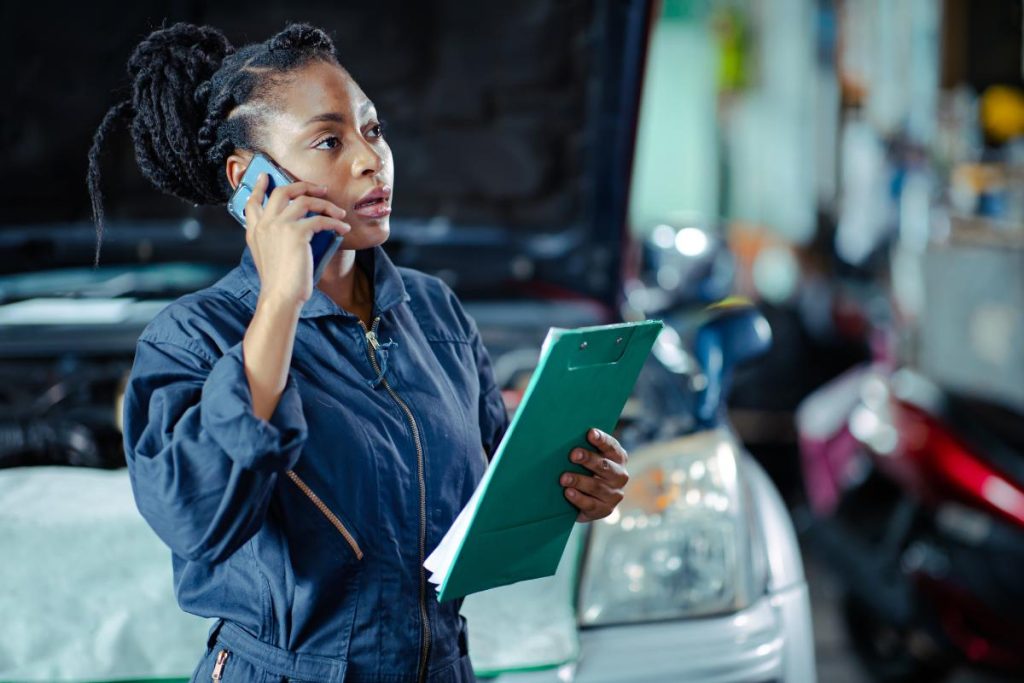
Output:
[591, 428, 602, 440]
[562, 474, 573, 485]
[573, 450, 584, 462]
[567, 489, 576, 498]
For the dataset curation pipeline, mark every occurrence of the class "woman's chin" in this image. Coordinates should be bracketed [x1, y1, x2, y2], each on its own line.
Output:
[345, 219, 390, 249]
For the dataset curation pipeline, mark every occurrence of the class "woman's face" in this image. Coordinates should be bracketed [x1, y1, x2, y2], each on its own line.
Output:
[229, 60, 394, 250]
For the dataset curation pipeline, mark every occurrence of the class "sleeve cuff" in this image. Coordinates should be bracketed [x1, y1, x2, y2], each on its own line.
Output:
[200, 342, 308, 471]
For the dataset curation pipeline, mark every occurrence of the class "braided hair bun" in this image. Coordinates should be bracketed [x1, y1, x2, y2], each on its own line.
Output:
[87, 20, 340, 266]
[126, 22, 236, 207]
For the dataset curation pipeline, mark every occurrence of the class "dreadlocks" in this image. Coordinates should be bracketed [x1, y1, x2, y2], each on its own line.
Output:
[86, 20, 341, 266]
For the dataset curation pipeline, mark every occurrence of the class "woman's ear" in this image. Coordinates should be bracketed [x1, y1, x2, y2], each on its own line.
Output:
[225, 151, 254, 191]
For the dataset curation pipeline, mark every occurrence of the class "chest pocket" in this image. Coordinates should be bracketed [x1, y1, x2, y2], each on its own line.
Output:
[285, 352, 375, 565]
[284, 469, 364, 561]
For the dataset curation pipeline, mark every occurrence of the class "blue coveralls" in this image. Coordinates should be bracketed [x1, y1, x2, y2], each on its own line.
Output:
[121, 243, 510, 683]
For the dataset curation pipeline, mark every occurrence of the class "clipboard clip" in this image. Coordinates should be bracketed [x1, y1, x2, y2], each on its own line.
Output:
[568, 327, 635, 370]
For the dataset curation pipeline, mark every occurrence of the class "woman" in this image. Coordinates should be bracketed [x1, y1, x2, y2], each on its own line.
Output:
[88, 21, 631, 683]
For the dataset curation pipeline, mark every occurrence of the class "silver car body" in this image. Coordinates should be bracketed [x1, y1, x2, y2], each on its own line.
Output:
[464, 428, 815, 683]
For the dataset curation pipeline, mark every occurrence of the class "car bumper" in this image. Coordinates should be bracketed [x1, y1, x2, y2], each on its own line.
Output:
[483, 580, 811, 683]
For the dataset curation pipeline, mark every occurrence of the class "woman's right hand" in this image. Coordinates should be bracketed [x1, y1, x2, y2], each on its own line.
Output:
[243, 172, 351, 309]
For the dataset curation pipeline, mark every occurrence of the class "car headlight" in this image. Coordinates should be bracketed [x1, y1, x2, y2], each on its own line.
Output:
[578, 430, 758, 626]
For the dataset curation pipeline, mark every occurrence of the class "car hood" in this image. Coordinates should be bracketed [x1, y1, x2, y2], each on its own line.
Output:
[1, 1, 654, 307]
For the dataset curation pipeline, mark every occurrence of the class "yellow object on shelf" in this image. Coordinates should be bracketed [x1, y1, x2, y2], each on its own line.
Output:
[981, 85, 1024, 142]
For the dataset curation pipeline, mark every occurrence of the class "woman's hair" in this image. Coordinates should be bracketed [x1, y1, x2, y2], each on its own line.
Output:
[86, 20, 341, 266]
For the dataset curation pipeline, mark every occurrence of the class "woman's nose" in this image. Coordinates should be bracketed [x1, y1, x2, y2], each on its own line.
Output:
[351, 140, 383, 177]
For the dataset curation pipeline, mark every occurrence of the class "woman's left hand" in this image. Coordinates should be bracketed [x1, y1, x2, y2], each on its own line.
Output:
[560, 427, 629, 523]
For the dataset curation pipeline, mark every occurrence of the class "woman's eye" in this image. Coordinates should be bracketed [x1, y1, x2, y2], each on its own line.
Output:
[314, 135, 340, 150]
[369, 120, 387, 139]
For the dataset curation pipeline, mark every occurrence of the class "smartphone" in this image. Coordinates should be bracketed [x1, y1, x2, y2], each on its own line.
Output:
[227, 151, 344, 286]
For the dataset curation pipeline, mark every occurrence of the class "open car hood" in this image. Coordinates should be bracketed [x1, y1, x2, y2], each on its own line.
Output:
[1, 0, 654, 308]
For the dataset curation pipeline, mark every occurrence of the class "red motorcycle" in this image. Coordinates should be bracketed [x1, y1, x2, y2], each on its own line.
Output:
[797, 336, 1024, 682]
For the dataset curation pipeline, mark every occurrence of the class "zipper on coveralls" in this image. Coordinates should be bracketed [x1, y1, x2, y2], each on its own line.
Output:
[211, 649, 229, 680]
[284, 470, 364, 560]
[358, 315, 432, 683]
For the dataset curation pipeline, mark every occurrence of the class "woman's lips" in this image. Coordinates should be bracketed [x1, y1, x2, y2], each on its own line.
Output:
[353, 198, 392, 218]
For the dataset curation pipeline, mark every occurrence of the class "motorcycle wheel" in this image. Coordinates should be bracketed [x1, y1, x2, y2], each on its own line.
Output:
[841, 590, 955, 683]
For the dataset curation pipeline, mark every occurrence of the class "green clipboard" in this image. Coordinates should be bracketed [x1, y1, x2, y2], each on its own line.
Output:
[424, 319, 663, 602]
